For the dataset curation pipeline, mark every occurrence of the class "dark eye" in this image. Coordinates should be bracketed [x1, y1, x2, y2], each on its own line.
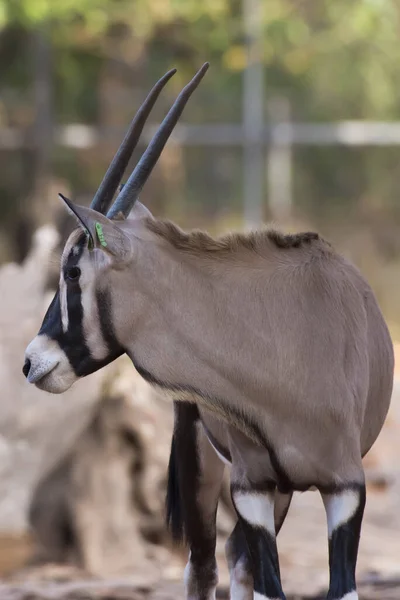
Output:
[66, 266, 81, 281]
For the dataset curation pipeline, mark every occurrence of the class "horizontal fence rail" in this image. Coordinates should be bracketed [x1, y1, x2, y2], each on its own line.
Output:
[2, 120, 400, 225]
[3, 122, 400, 150]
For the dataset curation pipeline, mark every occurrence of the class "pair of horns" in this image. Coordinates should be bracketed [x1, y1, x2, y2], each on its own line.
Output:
[89, 63, 209, 220]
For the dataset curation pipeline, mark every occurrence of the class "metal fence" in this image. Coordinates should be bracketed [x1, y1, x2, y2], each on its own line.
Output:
[2, 16, 400, 228]
[3, 117, 400, 227]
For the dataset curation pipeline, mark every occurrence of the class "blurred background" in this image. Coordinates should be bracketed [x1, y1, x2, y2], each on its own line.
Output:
[0, 1, 400, 598]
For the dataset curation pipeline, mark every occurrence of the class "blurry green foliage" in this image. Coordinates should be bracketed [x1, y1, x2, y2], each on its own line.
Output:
[1, 0, 400, 121]
[1, 0, 400, 265]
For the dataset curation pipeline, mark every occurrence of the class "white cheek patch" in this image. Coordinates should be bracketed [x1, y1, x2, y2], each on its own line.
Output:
[233, 491, 275, 535]
[59, 276, 69, 333]
[79, 253, 109, 362]
[323, 489, 360, 538]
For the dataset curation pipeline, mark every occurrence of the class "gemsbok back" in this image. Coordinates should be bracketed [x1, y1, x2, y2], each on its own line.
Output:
[23, 63, 394, 600]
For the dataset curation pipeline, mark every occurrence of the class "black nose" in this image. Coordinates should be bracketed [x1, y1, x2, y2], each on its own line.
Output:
[23, 358, 31, 378]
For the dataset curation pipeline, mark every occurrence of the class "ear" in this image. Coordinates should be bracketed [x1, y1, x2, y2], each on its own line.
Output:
[117, 184, 154, 221]
[59, 194, 133, 263]
[129, 201, 154, 220]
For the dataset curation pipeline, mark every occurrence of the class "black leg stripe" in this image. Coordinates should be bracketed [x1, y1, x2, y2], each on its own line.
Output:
[238, 520, 285, 599]
[326, 484, 366, 600]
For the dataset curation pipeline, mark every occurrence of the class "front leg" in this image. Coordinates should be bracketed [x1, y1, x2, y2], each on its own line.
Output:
[225, 490, 292, 600]
[321, 482, 366, 600]
[231, 480, 287, 600]
[225, 521, 253, 600]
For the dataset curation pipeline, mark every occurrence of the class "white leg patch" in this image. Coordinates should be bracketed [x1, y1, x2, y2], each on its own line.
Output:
[336, 592, 358, 600]
[323, 489, 360, 537]
[253, 592, 281, 600]
[233, 491, 275, 535]
[229, 557, 253, 600]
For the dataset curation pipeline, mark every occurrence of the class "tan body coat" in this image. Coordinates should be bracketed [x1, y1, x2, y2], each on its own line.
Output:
[109, 221, 394, 490]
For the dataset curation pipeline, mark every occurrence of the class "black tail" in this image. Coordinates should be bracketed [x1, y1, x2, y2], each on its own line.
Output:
[166, 431, 184, 542]
[166, 401, 200, 545]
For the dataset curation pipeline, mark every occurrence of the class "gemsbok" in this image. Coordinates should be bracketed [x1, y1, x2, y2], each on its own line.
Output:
[23, 63, 394, 600]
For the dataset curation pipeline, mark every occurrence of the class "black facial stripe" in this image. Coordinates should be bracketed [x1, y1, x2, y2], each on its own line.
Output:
[96, 287, 122, 356]
[62, 233, 87, 279]
[59, 234, 92, 373]
[39, 232, 123, 378]
[39, 284, 96, 377]
[65, 275, 91, 373]
[40, 291, 62, 331]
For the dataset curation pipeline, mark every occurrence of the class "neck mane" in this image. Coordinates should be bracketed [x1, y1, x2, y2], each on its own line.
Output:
[145, 217, 322, 261]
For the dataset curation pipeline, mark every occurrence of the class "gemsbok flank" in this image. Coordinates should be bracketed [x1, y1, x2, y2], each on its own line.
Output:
[23, 63, 394, 600]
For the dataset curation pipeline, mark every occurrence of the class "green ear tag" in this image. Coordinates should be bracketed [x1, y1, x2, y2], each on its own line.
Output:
[95, 222, 108, 247]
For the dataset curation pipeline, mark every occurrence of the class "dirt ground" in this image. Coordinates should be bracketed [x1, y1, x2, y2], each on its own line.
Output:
[1, 452, 399, 600]
[0, 569, 400, 600]
[1, 378, 399, 600]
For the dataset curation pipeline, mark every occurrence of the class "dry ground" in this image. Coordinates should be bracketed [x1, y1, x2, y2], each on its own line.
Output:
[0, 569, 400, 600]
[1, 380, 399, 600]
[0, 381, 399, 600]
[0, 336, 399, 600]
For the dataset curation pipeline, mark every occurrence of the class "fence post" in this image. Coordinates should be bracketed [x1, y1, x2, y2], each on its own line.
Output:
[242, 0, 264, 229]
[267, 97, 293, 223]
[32, 25, 53, 216]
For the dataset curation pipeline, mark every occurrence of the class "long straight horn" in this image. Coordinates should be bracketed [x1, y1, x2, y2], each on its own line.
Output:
[90, 68, 177, 215]
[107, 62, 209, 220]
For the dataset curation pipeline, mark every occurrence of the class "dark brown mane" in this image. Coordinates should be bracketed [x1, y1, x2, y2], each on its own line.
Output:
[146, 218, 321, 258]
[267, 230, 320, 249]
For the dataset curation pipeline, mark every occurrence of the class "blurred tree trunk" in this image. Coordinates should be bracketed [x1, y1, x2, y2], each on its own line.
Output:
[27, 359, 236, 576]
[32, 24, 53, 213]
[13, 25, 54, 264]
